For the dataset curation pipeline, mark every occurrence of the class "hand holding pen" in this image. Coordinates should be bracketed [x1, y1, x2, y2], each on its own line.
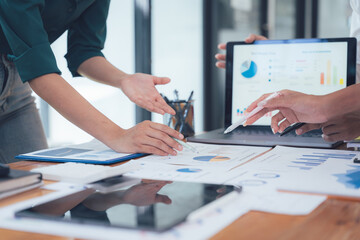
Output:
[224, 92, 280, 134]
[279, 122, 306, 136]
[244, 90, 327, 133]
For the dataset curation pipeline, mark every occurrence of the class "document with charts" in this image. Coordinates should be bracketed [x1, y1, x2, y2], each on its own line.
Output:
[233, 145, 360, 198]
[139, 142, 271, 170]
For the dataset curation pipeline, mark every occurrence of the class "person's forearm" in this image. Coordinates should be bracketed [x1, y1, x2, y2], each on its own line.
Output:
[77, 56, 126, 88]
[28, 74, 125, 147]
[322, 83, 360, 120]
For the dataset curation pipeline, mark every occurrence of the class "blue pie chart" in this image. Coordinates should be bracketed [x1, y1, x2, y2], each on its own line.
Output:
[241, 60, 257, 78]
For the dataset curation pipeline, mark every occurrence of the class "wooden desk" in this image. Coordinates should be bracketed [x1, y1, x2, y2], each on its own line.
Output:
[1, 160, 360, 240]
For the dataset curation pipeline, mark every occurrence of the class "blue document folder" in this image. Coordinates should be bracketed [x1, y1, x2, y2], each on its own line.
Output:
[16, 139, 147, 165]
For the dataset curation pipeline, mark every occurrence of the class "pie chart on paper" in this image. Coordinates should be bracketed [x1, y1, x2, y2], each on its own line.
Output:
[193, 156, 230, 162]
[240, 60, 257, 78]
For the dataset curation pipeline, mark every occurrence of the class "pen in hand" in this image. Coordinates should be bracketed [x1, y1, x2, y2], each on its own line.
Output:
[224, 92, 280, 134]
[172, 137, 198, 153]
[279, 122, 306, 136]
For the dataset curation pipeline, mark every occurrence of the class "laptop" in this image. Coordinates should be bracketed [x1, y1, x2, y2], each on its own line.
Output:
[188, 38, 356, 148]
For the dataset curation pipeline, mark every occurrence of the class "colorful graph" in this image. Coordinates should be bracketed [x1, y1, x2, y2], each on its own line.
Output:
[176, 168, 202, 173]
[240, 60, 257, 78]
[288, 152, 356, 171]
[320, 60, 344, 85]
[333, 165, 360, 189]
[236, 108, 247, 116]
[193, 156, 230, 162]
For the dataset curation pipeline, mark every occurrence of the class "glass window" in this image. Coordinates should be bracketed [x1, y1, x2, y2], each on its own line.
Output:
[44, 0, 135, 146]
[151, 0, 204, 132]
[318, 0, 352, 38]
[274, 0, 296, 39]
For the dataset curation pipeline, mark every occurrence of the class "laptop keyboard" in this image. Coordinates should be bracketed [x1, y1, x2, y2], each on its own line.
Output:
[227, 128, 322, 137]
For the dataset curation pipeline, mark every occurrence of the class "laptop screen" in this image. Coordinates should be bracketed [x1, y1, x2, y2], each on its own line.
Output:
[226, 38, 356, 126]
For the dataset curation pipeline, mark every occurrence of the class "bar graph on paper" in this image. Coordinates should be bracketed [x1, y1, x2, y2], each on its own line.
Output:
[288, 152, 357, 171]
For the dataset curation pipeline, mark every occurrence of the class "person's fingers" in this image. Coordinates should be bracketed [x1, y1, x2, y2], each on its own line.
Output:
[215, 53, 226, 61]
[146, 128, 183, 151]
[137, 99, 159, 114]
[258, 91, 291, 109]
[137, 94, 175, 115]
[244, 34, 267, 43]
[140, 100, 165, 115]
[141, 135, 177, 156]
[154, 97, 176, 115]
[245, 34, 257, 43]
[322, 133, 342, 142]
[218, 43, 226, 50]
[243, 108, 271, 126]
[215, 61, 226, 69]
[321, 124, 339, 136]
[296, 124, 320, 135]
[271, 112, 285, 133]
[150, 122, 184, 139]
[155, 194, 172, 204]
[153, 76, 171, 85]
[278, 119, 291, 133]
[140, 144, 169, 156]
[278, 108, 299, 124]
[246, 93, 272, 113]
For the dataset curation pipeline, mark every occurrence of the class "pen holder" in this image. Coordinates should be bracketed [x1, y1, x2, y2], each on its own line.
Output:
[164, 100, 195, 138]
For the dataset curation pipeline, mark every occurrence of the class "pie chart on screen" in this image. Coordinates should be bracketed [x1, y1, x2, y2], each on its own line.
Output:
[240, 60, 257, 78]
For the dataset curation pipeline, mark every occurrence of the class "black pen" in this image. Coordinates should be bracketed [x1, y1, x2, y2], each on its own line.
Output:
[279, 122, 306, 136]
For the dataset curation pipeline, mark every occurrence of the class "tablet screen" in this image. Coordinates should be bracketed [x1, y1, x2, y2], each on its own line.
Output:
[226, 38, 356, 126]
[16, 179, 238, 232]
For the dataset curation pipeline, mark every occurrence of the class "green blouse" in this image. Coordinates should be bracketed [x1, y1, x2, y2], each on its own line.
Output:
[0, 0, 110, 82]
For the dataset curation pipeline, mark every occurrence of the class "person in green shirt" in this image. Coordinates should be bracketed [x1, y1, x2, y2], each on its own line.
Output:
[0, 0, 184, 163]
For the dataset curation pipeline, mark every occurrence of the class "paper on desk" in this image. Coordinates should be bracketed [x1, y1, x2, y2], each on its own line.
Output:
[139, 142, 271, 170]
[124, 160, 326, 215]
[238, 146, 360, 198]
[124, 160, 236, 184]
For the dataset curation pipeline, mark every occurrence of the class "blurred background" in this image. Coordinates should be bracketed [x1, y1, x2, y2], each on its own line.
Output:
[38, 0, 352, 146]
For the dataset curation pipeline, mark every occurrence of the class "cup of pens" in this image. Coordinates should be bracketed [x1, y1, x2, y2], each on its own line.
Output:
[163, 91, 195, 138]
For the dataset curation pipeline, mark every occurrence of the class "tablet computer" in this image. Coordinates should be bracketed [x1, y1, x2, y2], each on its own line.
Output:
[15, 178, 240, 232]
[188, 37, 356, 148]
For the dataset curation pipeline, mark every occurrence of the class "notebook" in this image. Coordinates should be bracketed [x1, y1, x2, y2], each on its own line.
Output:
[188, 38, 357, 148]
[0, 168, 42, 199]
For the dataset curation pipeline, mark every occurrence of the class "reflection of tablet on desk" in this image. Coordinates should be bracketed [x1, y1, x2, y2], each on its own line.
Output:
[15, 180, 240, 232]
